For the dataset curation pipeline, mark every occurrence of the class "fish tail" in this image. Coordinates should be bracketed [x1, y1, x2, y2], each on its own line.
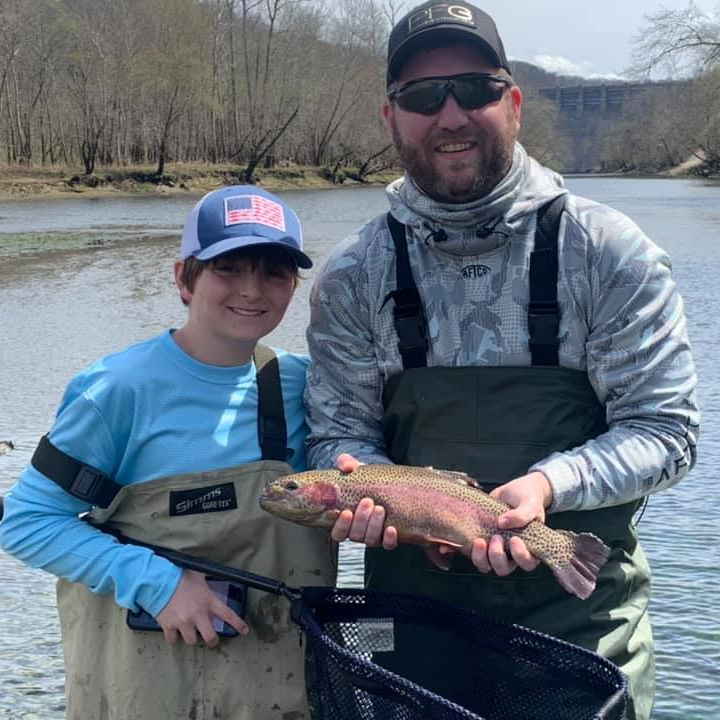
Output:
[546, 530, 611, 600]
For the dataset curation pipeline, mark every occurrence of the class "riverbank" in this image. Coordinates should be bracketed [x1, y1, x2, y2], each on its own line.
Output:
[0, 162, 399, 202]
[2, 161, 715, 203]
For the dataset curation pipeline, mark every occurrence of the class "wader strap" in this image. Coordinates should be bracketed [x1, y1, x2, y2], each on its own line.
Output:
[528, 195, 566, 367]
[253, 343, 290, 462]
[31, 434, 121, 508]
[385, 212, 428, 369]
[31, 345, 290, 506]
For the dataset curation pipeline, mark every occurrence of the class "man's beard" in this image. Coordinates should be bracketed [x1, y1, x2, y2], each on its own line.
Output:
[391, 110, 516, 204]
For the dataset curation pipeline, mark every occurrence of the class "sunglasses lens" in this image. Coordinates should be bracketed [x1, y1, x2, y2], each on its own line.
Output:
[393, 75, 507, 115]
[394, 81, 446, 115]
[454, 77, 505, 110]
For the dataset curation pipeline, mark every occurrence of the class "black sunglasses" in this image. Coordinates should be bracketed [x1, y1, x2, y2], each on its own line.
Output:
[388, 73, 511, 116]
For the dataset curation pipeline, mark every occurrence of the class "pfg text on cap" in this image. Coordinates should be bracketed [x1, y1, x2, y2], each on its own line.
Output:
[387, 1, 510, 85]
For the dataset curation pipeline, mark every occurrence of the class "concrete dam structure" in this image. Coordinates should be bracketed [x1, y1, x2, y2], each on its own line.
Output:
[536, 81, 677, 172]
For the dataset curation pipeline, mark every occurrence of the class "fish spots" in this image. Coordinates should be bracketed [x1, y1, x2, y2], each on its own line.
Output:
[282, 713, 305, 719]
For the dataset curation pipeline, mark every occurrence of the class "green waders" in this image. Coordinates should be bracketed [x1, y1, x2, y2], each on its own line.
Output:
[53, 346, 336, 720]
[365, 205, 654, 720]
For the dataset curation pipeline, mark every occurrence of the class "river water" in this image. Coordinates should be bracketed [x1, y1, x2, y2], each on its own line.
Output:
[0, 179, 718, 719]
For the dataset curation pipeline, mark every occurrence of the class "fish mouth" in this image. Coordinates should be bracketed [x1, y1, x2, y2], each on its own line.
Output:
[258, 492, 284, 507]
[259, 495, 327, 524]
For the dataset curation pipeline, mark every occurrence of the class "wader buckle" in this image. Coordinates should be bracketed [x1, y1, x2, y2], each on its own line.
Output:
[528, 301, 560, 347]
[70, 465, 108, 503]
[30, 434, 122, 507]
[393, 313, 427, 352]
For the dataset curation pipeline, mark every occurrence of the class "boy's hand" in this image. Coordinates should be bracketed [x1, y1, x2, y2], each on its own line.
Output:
[156, 569, 249, 646]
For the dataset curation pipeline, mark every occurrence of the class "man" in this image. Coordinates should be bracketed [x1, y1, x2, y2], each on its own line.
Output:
[304, 3, 699, 720]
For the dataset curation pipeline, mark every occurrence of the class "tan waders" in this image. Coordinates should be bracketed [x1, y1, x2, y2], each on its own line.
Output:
[366, 205, 655, 720]
[54, 347, 336, 720]
[58, 462, 335, 720]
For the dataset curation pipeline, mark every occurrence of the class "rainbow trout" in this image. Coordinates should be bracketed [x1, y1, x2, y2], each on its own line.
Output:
[259, 464, 611, 600]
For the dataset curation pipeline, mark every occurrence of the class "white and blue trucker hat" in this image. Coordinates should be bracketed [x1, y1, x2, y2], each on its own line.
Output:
[180, 185, 312, 268]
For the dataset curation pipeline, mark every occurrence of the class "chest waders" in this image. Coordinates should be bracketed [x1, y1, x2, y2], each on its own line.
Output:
[51, 346, 337, 720]
[366, 202, 653, 720]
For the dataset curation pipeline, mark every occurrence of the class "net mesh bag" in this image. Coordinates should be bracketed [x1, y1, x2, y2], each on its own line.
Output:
[292, 587, 627, 720]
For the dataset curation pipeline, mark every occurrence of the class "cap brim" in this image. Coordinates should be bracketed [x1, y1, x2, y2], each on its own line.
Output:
[193, 236, 313, 268]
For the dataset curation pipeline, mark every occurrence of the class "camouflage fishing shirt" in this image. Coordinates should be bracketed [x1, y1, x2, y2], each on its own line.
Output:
[305, 144, 699, 513]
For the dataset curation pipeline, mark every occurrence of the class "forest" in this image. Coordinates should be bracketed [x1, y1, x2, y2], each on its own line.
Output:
[1, 0, 719, 184]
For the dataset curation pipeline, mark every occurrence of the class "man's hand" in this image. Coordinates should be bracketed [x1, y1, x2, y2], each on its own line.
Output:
[329, 454, 398, 550]
[470, 471, 553, 576]
[156, 569, 249, 647]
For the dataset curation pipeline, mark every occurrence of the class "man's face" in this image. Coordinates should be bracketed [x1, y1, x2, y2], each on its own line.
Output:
[383, 43, 522, 203]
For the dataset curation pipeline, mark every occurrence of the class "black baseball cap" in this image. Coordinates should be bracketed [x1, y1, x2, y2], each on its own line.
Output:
[387, 1, 511, 85]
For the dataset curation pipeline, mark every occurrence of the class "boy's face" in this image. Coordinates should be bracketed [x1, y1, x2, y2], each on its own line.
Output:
[174, 249, 297, 365]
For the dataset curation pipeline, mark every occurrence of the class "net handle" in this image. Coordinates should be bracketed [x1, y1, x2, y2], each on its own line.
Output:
[95, 521, 299, 599]
[0, 496, 297, 598]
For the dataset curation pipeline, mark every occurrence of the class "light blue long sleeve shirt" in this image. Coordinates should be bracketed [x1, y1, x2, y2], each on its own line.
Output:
[0, 330, 309, 617]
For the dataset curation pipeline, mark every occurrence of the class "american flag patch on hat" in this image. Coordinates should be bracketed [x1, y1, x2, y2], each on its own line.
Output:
[224, 194, 286, 232]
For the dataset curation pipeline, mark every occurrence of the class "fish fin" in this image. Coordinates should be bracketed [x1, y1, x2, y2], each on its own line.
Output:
[424, 467, 481, 489]
[548, 531, 611, 600]
[422, 545, 454, 571]
[424, 535, 463, 549]
[322, 509, 341, 524]
[401, 527, 464, 550]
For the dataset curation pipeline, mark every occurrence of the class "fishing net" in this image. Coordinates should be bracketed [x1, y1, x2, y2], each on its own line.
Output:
[294, 587, 626, 720]
[76, 529, 626, 720]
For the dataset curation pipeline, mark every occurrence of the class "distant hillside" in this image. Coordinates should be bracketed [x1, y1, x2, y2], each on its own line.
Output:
[510, 61, 570, 88]
[509, 60, 616, 90]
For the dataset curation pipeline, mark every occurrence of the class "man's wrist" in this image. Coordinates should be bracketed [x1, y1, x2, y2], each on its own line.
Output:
[529, 470, 553, 509]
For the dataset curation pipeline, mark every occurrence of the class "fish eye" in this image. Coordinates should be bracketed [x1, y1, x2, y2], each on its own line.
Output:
[284, 481, 299, 491]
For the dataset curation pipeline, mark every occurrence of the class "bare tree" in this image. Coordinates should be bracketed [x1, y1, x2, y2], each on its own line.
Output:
[135, 0, 208, 176]
[518, 94, 571, 171]
[631, 2, 720, 79]
[628, 2, 720, 176]
[686, 68, 720, 173]
[303, 0, 387, 167]
[232, 0, 306, 182]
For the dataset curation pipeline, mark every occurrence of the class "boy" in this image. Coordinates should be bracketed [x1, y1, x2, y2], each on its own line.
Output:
[0, 186, 336, 719]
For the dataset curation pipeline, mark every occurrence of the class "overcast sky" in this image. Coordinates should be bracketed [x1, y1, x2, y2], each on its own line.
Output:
[386, 1, 718, 78]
